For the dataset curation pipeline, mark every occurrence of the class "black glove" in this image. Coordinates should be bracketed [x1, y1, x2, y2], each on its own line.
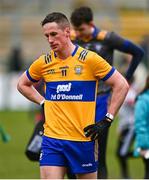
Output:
[84, 118, 113, 141]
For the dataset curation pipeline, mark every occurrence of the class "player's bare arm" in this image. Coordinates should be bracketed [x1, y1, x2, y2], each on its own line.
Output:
[84, 71, 129, 141]
[105, 70, 129, 116]
[17, 72, 45, 105]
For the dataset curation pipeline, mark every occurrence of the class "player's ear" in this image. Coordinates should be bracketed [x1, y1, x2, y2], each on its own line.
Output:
[65, 27, 70, 37]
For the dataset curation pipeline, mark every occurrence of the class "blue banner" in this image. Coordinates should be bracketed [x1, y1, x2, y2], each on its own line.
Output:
[45, 81, 96, 101]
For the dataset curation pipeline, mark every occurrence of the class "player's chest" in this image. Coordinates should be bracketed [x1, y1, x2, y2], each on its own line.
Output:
[42, 61, 93, 82]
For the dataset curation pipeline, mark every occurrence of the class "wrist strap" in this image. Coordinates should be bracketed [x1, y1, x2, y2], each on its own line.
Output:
[106, 113, 114, 122]
[40, 99, 45, 106]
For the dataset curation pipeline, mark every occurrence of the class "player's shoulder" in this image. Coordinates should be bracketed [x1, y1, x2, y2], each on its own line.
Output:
[76, 46, 97, 62]
[96, 30, 109, 41]
[43, 52, 53, 64]
[99, 30, 123, 40]
[33, 51, 53, 65]
[96, 30, 122, 44]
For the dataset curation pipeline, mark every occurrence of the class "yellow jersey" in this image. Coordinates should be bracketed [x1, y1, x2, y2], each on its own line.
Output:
[26, 46, 115, 141]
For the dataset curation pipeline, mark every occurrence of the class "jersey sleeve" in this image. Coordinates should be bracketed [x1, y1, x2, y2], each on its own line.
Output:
[96, 30, 125, 48]
[104, 31, 125, 49]
[105, 31, 144, 80]
[26, 56, 44, 82]
[88, 52, 115, 81]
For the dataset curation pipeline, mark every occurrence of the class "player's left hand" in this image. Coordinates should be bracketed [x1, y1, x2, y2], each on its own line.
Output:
[84, 118, 112, 141]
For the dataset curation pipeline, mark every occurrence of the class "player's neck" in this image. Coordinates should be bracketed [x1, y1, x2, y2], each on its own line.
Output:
[55, 41, 76, 60]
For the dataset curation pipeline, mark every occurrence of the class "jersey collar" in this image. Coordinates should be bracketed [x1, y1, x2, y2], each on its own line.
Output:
[53, 45, 79, 59]
[71, 45, 79, 56]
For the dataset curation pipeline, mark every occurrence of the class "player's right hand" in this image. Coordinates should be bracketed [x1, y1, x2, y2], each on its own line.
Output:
[84, 117, 112, 141]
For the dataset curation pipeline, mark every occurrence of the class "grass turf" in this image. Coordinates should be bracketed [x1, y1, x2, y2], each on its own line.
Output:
[0, 111, 144, 178]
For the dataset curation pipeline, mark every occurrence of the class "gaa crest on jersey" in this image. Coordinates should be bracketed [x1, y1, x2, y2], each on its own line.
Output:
[74, 65, 83, 75]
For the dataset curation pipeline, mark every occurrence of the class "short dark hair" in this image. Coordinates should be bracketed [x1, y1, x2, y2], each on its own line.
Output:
[71, 7, 93, 27]
[41, 12, 70, 29]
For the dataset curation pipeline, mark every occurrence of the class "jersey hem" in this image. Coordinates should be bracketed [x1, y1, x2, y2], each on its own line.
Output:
[43, 133, 91, 142]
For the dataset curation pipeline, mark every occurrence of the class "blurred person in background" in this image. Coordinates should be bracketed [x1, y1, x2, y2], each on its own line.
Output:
[0, 46, 23, 144]
[134, 75, 149, 179]
[0, 124, 11, 143]
[17, 12, 129, 179]
[69, 6, 144, 179]
[140, 35, 149, 69]
[7, 46, 24, 72]
[116, 76, 137, 178]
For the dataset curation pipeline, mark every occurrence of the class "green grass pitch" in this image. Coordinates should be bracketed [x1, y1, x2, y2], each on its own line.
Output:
[0, 111, 144, 178]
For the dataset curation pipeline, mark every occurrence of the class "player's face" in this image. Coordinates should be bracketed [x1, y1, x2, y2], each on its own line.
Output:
[43, 22, 70, 52]
[73, 23, 92, 39]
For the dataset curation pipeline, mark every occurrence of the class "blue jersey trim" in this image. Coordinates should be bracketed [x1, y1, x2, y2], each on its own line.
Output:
[26, 70, 39, 82]
[101, 67, 115, 81]
[72, 45, 79, 56]
[54, 45, 79, 57]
